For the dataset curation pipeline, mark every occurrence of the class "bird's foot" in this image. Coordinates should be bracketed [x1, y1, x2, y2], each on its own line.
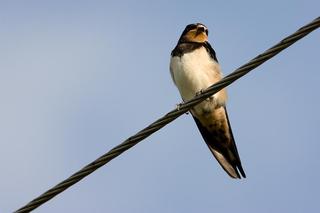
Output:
[196, 89, 214, 102]
[195, 89, 204, 96]
[176, 103, 182, 111]
[176, 102, 189, 115]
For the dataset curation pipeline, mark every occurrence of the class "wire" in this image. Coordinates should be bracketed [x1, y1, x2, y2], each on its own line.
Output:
[15, 17, 320, 213]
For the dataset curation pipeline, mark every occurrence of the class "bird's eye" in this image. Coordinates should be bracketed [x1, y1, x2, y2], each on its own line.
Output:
[205, 29, 208, 35]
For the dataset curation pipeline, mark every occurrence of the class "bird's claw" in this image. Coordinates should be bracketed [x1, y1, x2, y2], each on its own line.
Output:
[195, 89, 204, 96]
[196, 89, 213, 102]
[176, 103, 182, 111]
[176, 103, 189, 115]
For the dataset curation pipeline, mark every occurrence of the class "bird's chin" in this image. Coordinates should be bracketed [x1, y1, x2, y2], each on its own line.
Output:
[194, 33, 208, 43]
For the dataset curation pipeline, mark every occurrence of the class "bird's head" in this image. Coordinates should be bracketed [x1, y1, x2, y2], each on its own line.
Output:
[178, 23, 208, 43]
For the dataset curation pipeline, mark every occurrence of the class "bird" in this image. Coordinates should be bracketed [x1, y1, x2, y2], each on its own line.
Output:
[169, 23, 246, 179]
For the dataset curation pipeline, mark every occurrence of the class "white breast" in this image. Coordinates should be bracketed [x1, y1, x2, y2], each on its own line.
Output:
[170, 46, 225, 104]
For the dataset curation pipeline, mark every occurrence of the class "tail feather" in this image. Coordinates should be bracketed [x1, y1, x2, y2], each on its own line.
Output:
[192, 107, 246, 179]
[210, 149, 241, 178]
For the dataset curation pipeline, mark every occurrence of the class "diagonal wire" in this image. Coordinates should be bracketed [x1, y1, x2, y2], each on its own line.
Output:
[15, 17, 320, 213]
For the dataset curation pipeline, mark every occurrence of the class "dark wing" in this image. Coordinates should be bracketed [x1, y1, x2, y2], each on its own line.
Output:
[192, 107, 246, 179]
[204, 41, 218, 62]
[224, 106, 246, 178]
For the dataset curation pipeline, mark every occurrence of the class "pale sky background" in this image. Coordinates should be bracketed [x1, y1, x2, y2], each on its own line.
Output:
[1, 1, 320, 212]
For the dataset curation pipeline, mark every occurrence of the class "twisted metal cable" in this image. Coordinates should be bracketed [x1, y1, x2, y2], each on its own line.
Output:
[15, 17, 320, 213]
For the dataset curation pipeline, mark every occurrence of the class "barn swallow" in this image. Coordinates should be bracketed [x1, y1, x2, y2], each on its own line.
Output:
[170, 23, 246, 179]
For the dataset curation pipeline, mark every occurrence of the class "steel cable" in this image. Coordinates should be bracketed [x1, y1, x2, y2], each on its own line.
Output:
[15, 16, 320, 213]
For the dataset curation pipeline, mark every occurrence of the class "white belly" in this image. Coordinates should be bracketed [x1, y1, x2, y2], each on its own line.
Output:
[170, 46, 227, 112]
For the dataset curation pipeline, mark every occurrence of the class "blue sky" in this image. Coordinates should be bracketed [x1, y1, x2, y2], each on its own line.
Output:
[1, 1, 319, 212]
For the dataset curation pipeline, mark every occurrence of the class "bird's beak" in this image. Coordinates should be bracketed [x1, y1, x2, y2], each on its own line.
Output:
[195, 27, 205, 36]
